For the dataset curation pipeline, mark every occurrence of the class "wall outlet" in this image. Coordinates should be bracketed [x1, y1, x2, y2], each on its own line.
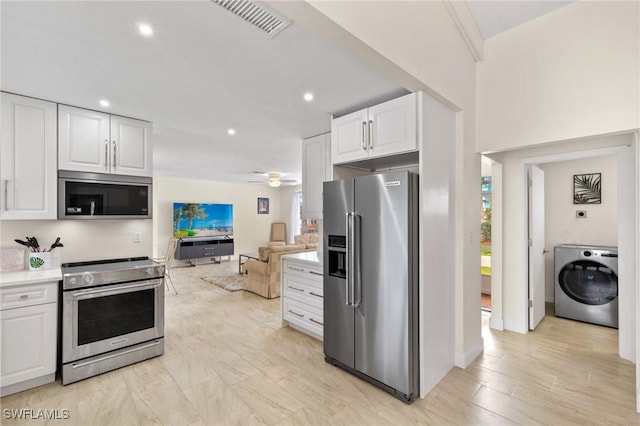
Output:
[133, 232, 142, 243]
[576, 210, 587, 219]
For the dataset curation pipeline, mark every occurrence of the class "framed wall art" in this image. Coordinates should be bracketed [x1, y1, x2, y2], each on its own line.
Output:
[257, 197, 269, 214]
[573, 173, 601, 204]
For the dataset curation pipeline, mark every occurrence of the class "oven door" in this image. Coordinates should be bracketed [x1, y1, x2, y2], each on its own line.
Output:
[62, 278, 164, 363]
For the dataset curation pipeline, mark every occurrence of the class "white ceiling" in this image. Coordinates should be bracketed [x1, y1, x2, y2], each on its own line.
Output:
[466, 0, 574, 39]
[1, 1, 574, 186]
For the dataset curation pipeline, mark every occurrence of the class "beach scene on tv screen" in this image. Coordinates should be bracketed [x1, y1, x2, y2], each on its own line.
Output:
[173, 203, 233, 238]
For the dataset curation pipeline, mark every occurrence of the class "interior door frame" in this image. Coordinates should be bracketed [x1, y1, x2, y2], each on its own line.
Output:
[520, 145, 634, 356]
[485, 134, 638, 411]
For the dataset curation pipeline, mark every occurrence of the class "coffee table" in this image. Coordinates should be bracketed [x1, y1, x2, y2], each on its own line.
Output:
[238, 252, 259, 274]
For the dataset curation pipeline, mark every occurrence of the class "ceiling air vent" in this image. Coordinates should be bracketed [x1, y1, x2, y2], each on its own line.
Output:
[211, 0, 291, 38]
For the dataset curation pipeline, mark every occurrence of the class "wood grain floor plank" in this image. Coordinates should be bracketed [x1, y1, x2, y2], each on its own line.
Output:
[2, 263, 638, 425]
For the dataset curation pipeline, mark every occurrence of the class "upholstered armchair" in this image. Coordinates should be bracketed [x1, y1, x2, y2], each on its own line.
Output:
[241, 233, 319, 299]
[268, 222, 287, 247]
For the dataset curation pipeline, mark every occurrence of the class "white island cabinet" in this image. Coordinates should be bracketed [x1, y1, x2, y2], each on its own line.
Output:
[281, 252, 323, 340]
[0, 269, 61, 397]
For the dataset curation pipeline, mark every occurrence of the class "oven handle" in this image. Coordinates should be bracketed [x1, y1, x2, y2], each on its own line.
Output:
[71, 280, 163, 297]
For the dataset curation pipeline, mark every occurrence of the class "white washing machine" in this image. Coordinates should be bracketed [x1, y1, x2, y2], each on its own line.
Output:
[554, 244, 618, 328]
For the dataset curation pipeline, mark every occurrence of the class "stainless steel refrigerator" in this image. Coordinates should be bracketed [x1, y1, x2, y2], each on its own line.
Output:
[323, 171, 419, 403]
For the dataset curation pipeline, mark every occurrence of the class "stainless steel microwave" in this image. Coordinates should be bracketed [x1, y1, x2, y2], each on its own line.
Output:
[58, 171, 152, 219]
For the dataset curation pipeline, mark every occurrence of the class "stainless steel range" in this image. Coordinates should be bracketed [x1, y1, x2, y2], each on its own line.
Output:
[60, 257, 165, 385]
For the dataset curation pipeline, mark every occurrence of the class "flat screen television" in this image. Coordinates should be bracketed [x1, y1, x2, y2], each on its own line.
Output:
[173, 203, 233, 238]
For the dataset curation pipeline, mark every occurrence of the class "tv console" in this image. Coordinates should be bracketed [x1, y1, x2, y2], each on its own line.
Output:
[175, 236, 234, 264]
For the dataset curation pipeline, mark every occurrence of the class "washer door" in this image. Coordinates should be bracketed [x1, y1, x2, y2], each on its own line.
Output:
[558, 260, 617, 305]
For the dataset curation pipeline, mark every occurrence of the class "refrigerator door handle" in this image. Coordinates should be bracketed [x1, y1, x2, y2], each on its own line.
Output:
[353, 213, 362, 307]
[346, 212, 354, 306]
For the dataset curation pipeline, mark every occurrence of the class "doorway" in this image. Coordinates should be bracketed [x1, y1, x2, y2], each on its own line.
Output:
[481, 160, 492, 311]
[526, 153, 619, 331]
[485, 132, 637, 364]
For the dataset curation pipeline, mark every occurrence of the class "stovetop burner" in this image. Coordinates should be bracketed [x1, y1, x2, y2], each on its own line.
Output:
[61, 256, 164, 290]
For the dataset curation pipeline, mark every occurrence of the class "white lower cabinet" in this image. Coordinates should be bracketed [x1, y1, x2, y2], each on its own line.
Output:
[0, 281, 58, 397]
[281, 254, 323, 340]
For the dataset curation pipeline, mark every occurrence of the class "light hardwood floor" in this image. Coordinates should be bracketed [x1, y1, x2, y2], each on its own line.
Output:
[2, 261, 639, 425]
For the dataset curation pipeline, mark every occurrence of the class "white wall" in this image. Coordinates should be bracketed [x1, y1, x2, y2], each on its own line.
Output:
[278, 184, 303, 244]
[0, 178, 298, 268]
[0, 219, 153, 265]
[152, 175, 291, 259]
[477, 1, 640, 152]
[539, 155, 618, 301]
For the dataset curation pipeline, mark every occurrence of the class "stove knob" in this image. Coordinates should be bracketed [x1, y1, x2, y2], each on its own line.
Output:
[157, 266, 164, 275]
[69, 277, 77, 285]
[145, 267, 153, 276]
[82, 274, 94, 284]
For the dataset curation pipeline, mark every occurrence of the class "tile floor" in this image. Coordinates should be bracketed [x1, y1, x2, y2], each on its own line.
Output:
[1, 260, 638, 425]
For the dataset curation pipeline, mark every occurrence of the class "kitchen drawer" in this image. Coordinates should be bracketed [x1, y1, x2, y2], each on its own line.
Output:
[0, 282, 57, 311]
[282, 260, 323, 284]
[283, 298, 323, 338]
[283, 274, 323, 308]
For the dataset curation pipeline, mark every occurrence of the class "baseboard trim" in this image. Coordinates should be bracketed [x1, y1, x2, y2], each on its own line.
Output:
[489, 316, 504, 330]
[1, 373, 55, 397]
[454, 337, 484, 368]
[504, 318, 527, 334]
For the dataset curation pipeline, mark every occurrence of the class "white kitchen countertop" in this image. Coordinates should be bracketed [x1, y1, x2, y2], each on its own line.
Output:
[282, 251, 323, 266]
[0, 268, 62, 288]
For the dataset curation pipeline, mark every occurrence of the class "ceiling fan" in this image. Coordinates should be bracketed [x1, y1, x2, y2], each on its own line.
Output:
[248, 171, 297, 187]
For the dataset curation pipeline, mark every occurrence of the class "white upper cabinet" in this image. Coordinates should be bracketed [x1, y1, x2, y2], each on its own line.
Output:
[59, 105, 152, 177]
[331, 92, 417, 165]
[110, 115, 152, 176]
[302, 133, 331, 220]
[58, 105, 110, 174]
[0, 93, 58, 220]
[331, 109, 369, 164]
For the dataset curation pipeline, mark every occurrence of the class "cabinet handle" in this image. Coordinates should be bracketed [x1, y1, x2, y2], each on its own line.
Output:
[309, 291, 322, 299]
[19, 294, 28, 300]
[361, 121, 367, 151]
[368, 119, 373, 150]
[104, 139, 109, 172]
[104, 140, 109, 170]
[3, 179, 8, 211]
[287, 266, 305, 272]
[309, 318, 323, 326]
[112, 141, 117, 169]
[288, 285, 304, 292]
[288, 309, 304, 318]
[308, 270, 323, 276]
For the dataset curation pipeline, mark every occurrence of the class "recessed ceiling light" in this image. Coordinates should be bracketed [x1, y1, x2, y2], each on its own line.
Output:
[227, 129, 236, 135]
[99, 99, 110, 107]
[138, 23, 154, 37]
[303, 92, 314, 102]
